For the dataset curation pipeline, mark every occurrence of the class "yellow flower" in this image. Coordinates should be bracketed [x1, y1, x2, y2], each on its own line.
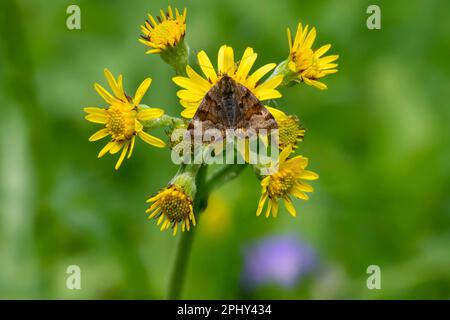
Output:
[84, 68, 166, 170]
[146, 184, 195, 236]
[173, 45, 283, 118]
[287, 23, 338, 90]
[139, 6, 187, 54]
[267, 107, 305, 150]
[256, 146, 319, 218]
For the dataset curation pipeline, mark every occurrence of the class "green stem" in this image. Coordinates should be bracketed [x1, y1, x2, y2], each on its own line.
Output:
[267, 59, 298, 87]
[160, 39, 190, 76]
[166, 165, 207, 299]
[205, 164, 248, 194]
[165, 164, 247, 299]
[141, 114, 186, 130]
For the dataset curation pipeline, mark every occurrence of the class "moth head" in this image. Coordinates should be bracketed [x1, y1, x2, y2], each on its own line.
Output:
[217, 74, 235, 95]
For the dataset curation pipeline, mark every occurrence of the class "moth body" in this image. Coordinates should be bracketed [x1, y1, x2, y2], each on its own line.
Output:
[188, 75, 278, 139]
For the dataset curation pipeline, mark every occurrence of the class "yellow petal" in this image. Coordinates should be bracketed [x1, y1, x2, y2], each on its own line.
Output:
[148, 207, 161, 218]
[94, 83, 117, 105]
[256, 192, 268, 216]
[298, 24, 309, 48]
[311, 80, 328, 90]
[185, 218, 190, 231]
[147, 193, 163, 203]
[98, 141, 114, 158]
[146, 201, 159, 212]
[319, 63, 338, 70]
[286, 27, 293, 52]
[89, 128, 110, 141]
[134, 78, 152, 105]
[264, 199, 272, 218]
[283, 197, 297, 217]
[116, 75, 125, 96]
[279, 146, 293, 163]
[180, 100, 200, 110]
[146, 49, 162, 54]
[246, 63, 276, 88]
[135, 119, 144, 132]
[159, 9, 166, 21]
[318, 55, 339, 65]
[167, 6, 174, 19]
[292, 23, 303, 51]
[85, 114, 107, 124]
[218, 45, 234, 74]
[115, 141, 130, 170]
[253, 75, 283, 97]
[138, 108, 164, 121]
[185, 66, 213, 91]
[190, 209, 196, 226]
[138, 131, 165, 147]
[172, 76, 200, 90]
[271, 200, 279, 218]
[285, 155, 308, 169]
[291, 186, 309, 200]
[177, 89, 205, 101]
[139, 38, 153, 47]
[321, 69, 338, 75]
[181, 107, 198, 118]
[235, 47, 257, 81]
[255, 89, 282, 101]
[303, 27, 316, 50]
[148, 14, 157, 27]
[104, 68, 125, 100]
[84, 107, 107, 115]
[261, 176, 271, 187]
[127, 136, 136, 159]
[299, 170, 319, 180]
[295, 181, 314, 192]
[109, 141, 124, 154]
[173, 223, 178, 236]
[266, 106, 287, 122]
[315, 44, 331, 58]
[197, 51, 217, 82]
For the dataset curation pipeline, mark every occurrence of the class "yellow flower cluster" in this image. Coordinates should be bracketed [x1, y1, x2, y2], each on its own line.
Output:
[84, 6, 337, 235]
[84, 69, 165, 170]
[287, 23, 339, 89]
[139, 6, 187, 54]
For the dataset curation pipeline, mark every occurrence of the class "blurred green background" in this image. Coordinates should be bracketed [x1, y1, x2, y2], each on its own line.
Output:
[0, 0, 449, 299]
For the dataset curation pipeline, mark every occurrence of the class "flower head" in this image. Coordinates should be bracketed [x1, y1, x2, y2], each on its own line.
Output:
[267, 107, 305, 151]
[287, 23, 338, 90]
[84, 68, 165, 170]
[256, 146, 319, 218]
[139, 6, 187, 54]
[146, 184, 195, 236]
[173, 45, 283, 118]
[146, 168, 198, 236]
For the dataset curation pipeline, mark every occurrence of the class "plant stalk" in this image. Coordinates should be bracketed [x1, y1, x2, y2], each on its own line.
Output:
[166, 165, 207, 299]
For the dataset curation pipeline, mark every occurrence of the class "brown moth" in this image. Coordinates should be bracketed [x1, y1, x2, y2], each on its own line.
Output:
[188, 75, 278, 138]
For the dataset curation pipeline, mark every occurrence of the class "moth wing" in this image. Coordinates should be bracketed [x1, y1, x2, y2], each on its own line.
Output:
[234, 82, 278, 131]
[188, 87, 227, 135]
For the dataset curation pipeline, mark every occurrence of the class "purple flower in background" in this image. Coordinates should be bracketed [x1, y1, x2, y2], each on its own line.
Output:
[241, 234, 318, 290]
